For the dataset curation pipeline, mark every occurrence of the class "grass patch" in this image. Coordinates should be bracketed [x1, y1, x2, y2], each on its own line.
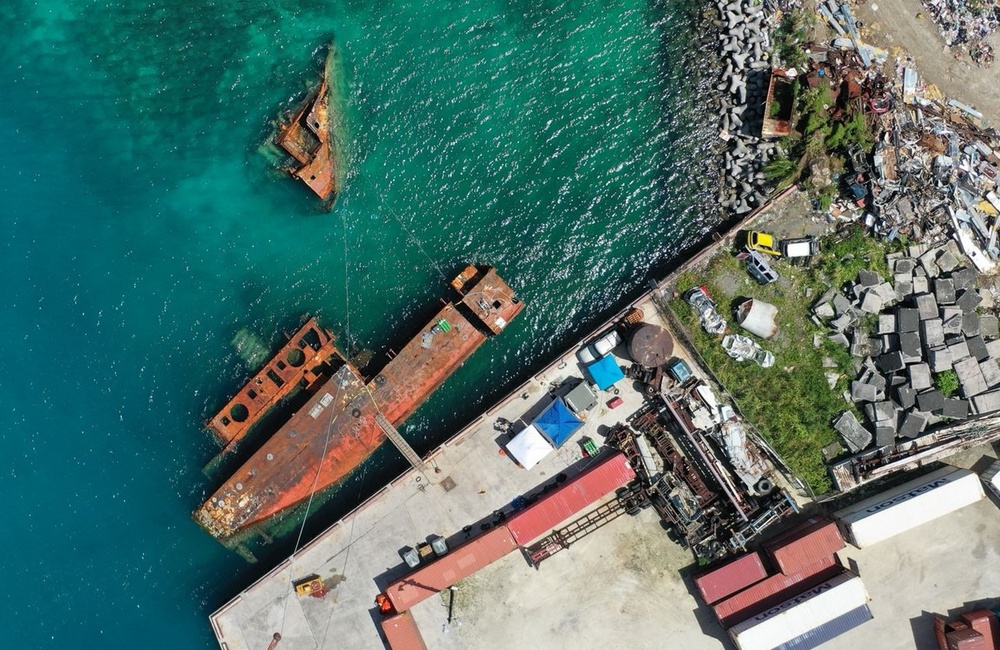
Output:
[772, 8, 814, 70]
[936, 370, 959, 398]
[668, 227, 897, 494]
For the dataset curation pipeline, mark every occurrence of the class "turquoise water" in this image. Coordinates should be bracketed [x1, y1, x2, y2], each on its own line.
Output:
[0, 0, 717, 646]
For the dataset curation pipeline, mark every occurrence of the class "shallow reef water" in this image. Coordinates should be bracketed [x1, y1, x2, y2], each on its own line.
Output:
[0, 0, 719, 645]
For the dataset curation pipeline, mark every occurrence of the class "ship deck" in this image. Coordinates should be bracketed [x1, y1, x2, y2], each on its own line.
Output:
[208, 286, 707, 649]
[206, 318, 341, 454]
[196, 303, 490, 537]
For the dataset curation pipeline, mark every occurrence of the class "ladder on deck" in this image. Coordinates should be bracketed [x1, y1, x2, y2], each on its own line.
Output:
[375, 413, 426, 473]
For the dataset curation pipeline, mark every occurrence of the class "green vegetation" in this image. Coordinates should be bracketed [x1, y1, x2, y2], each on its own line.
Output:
[668, 226, 898, 494]
[764, 76, 878, 209]
[936, 370, 959, 398]
[817, 225, 894, 288]
[816, 184, 837, 212]
[772, 8, 814, 70]
[764, 157, 797, 183]
[826, 111, 876, 152]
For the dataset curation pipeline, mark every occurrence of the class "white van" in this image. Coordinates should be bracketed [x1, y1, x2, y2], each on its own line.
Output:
[780, 236, 820, 258]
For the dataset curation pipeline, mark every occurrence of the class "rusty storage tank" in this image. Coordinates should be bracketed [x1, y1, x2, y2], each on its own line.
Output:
[736, 299, 778, 340]
[628, 323, 674, 368]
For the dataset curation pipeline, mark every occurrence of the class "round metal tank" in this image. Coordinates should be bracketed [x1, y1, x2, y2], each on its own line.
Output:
[628, 323, 674, 368]
[736, 299, 778, 339]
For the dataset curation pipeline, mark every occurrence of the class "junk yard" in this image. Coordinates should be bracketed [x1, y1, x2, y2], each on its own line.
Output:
[204, 1, 1000, 650]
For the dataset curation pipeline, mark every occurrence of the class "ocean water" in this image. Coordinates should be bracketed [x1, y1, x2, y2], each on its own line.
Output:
[0, 0, 718, 646]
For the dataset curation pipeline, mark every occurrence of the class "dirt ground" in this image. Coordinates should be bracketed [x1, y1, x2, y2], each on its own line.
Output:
[848, 0, 1000, 122]
[416, 508, 728, 650]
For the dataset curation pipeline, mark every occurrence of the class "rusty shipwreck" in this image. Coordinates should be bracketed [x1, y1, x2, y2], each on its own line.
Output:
[195, 265, 523, 541]
[273, 45, 340, 206]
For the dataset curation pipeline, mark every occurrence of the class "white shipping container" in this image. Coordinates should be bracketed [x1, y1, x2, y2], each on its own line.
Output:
[835, 467, 985, 548]
[981, 460, 1000, 500]
[729, 572, 871, 650]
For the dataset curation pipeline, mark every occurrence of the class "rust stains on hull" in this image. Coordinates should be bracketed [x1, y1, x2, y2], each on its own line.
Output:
[195, 266, 523, 541]
[205, 318, 342, 458]
[274, 47, 337, 204]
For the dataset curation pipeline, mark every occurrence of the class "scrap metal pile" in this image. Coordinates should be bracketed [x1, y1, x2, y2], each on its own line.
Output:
[920, 0, 998, 67]
[607, 374, 794, 561]
[866, 66, 1000, 271]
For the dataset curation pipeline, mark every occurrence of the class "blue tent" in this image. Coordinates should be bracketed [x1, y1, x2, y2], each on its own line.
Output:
[585, 355, 625, 391]
[533, 397, 583, 448]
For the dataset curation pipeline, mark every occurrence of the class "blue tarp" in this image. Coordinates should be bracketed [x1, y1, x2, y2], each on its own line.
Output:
[533, 397, 583, 448]
[585, 355, 625, 391]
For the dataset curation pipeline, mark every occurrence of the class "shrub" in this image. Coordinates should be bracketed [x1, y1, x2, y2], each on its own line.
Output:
[936, 370, 959, 397]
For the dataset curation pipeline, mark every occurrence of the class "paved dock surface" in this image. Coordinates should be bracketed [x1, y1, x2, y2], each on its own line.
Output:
[211, 288, 698, 649]
[212, 217, 1000, 649]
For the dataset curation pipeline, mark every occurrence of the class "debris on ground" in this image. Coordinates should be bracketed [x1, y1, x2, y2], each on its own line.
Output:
[918, 0, 998, 67]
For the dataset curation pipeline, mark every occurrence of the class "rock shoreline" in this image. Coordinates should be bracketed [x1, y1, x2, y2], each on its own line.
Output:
[709, 0, 784, 215]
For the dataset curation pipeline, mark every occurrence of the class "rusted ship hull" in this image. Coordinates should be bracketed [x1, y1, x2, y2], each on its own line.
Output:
[195, 266, 523, 540]
[274, 46, 338, 204]
[206, 318, 341, 459]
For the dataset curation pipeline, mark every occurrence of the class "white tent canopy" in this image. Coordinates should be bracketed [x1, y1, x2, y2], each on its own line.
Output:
[506, 424, 554, 470]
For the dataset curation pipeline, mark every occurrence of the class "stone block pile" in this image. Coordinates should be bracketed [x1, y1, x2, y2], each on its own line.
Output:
[812, 242, 1000, 453]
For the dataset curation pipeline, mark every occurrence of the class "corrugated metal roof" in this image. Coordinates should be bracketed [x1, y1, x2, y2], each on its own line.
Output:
[713, 556, 840, 628]
[506, 452, 635, 546]
[764, 517, 845, 576]
[694, 552, 768, 605]
[771, 604, 873, 650]
[962, 610, 999, 649]
[947, 627, 988, 650]
[381, 611, 429, 650]
[728, 573, 871, 650]
[385, 526, 518, 612]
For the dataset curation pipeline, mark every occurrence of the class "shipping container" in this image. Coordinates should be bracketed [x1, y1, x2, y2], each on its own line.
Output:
[381, 610, 429, 650]
[385, 526, 518, 613]
[947, 627, 987, 650]
[980, 460, 1000, 501]
[834, 467, 985, 548]
[694, 552, 768, 606]
[763, 517, 845, 576]
[936, 616, 951, 650]
[505, 452, 635, 546]
[962, 610, 999, 649]
[728, 572, 872, 650]
[713, 555, 840, 628]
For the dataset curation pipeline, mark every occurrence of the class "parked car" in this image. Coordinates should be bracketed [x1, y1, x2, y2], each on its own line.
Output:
[747, 230, 781, 257]
[779, 236, 820, 258]
[745, 250, 779, 285]
[576, 328, 622, 364]
[666, 358, 693, 383]
[684, 286, 727, 335]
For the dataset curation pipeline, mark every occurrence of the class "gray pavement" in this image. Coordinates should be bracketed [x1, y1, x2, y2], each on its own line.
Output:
[407, 461, 1000, 650]
[211, 286, 711, 650]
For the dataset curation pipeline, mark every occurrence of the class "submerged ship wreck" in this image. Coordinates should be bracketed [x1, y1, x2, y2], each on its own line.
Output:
[195, 265, 523, 541]
[273, 45, 340, 206]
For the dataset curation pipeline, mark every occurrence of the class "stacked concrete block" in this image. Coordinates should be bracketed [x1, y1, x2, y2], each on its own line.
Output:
[811, 245, 1000, 453]
[954, 356, 988, 398]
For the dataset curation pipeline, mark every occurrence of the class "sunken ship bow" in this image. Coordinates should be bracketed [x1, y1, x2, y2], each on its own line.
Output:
[194, 265, 523, 541]
[273, 45, 339, 207]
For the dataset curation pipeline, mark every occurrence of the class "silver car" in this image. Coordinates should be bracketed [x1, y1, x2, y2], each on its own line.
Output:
[685, 286, 727, 335]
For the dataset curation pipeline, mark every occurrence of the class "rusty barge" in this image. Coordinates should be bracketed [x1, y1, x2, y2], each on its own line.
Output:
[274, 46, 339, 205]
[195, 265, 523, 541]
